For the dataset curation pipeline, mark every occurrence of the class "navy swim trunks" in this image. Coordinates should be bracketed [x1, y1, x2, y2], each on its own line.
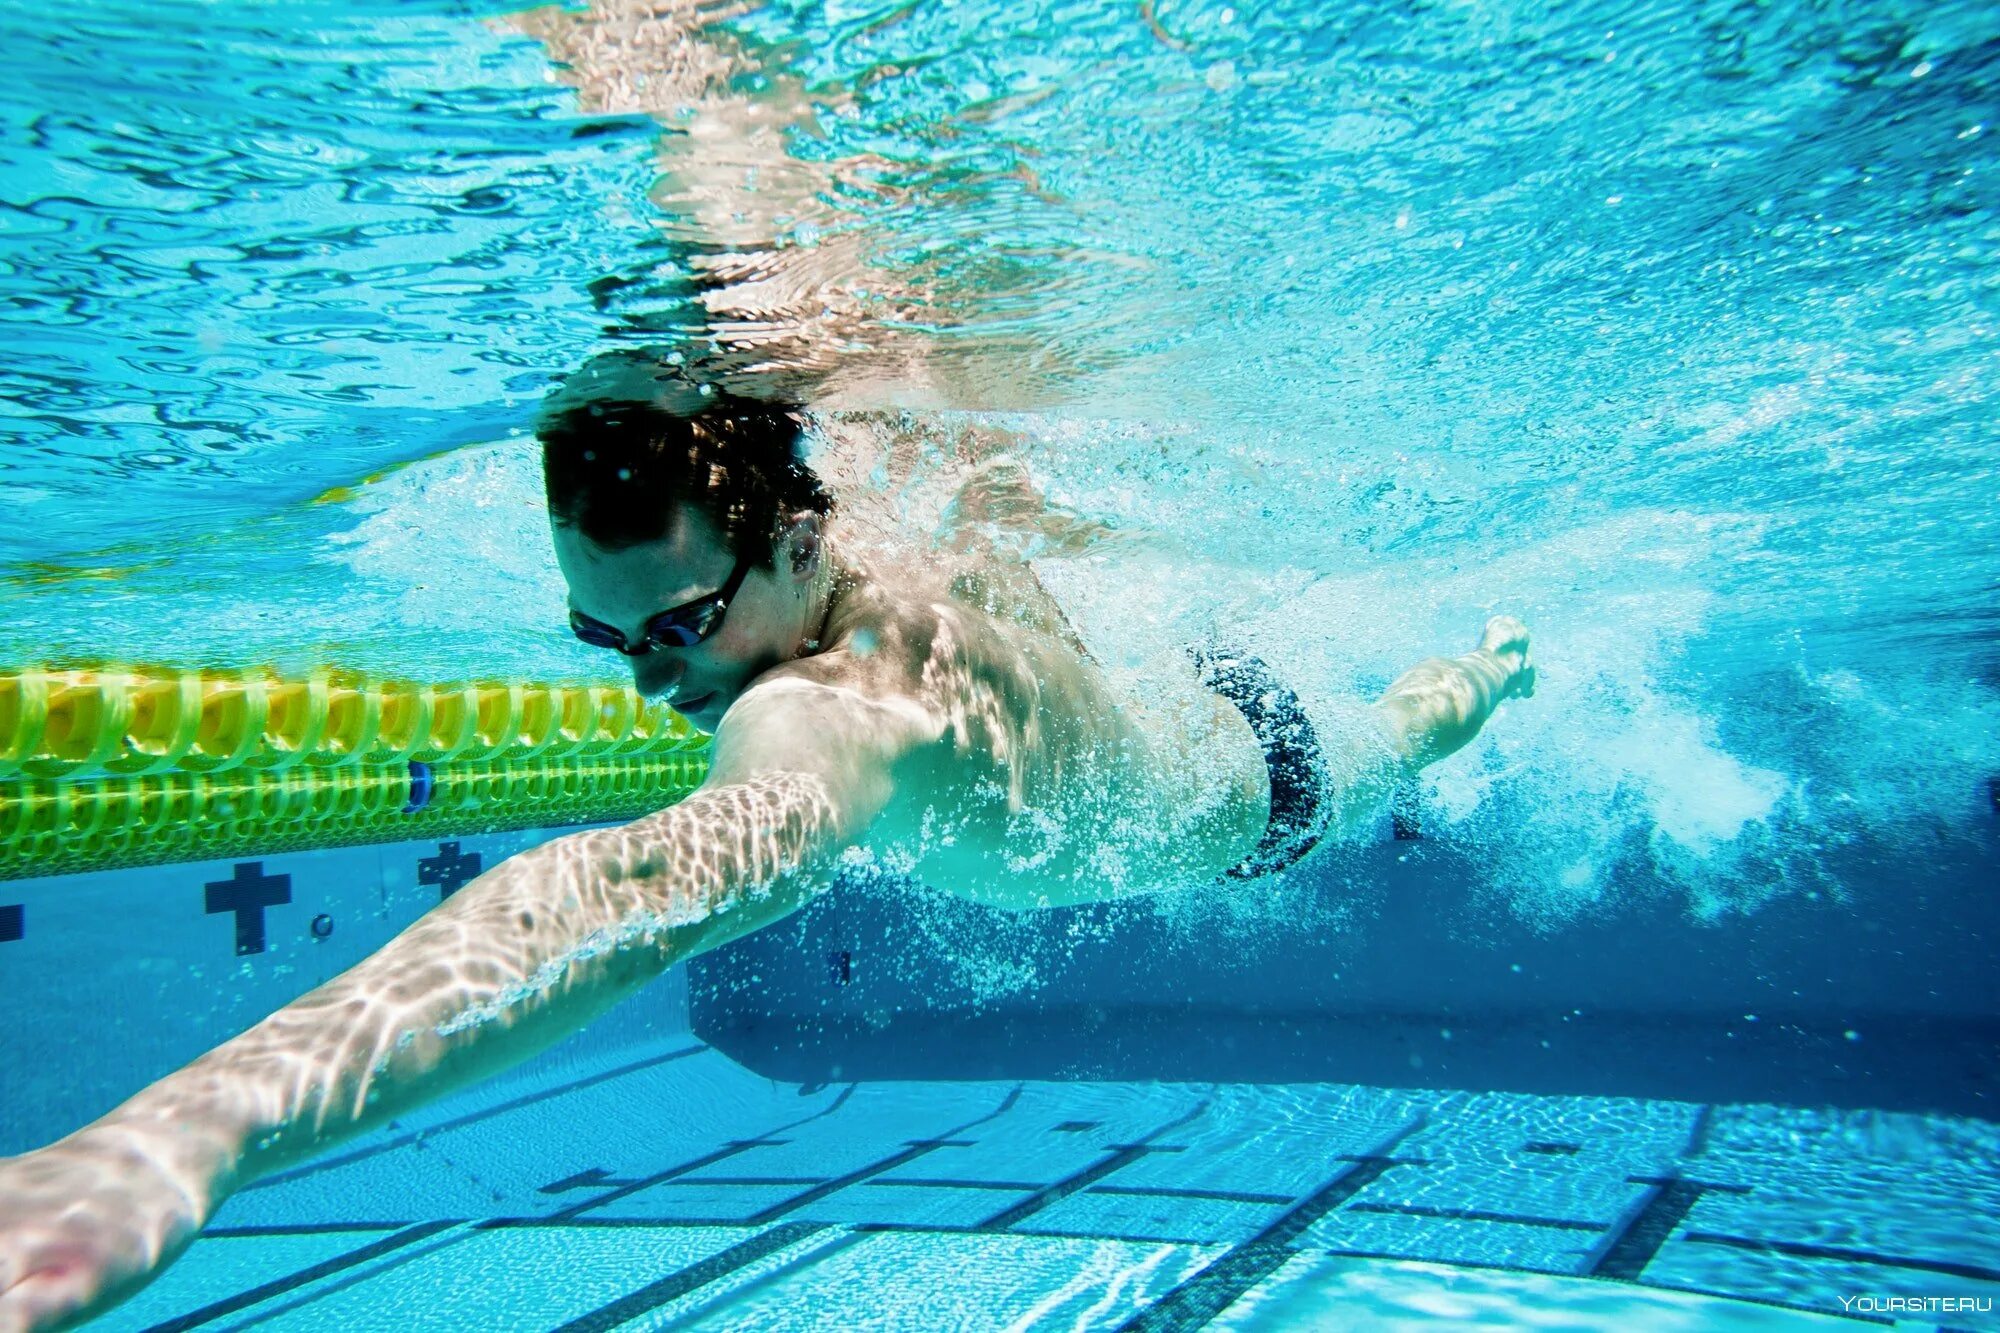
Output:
[1195, 648, 1330, 879]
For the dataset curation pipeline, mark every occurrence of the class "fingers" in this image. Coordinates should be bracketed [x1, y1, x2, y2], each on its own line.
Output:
[1, 1211, 133, 1333]
[5, 1263, 97, 1333]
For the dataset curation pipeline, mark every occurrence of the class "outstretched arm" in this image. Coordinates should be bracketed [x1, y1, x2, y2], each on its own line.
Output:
[0, 663, 920, 1333]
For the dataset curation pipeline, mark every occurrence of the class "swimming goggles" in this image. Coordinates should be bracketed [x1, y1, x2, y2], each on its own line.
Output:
[568, 554, 752, 654]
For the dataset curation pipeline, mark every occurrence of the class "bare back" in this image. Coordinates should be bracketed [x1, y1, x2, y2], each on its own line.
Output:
[718, 522, 1270, 910]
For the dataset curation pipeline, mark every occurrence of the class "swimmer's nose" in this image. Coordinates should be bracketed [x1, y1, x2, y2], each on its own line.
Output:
[632, 655, 685, 702]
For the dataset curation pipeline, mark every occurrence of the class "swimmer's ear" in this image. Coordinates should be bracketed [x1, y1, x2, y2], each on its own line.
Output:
[782, 513, 823, 579]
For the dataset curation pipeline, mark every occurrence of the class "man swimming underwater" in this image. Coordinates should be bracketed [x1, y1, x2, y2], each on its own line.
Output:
[0, 354, 1533, 1330]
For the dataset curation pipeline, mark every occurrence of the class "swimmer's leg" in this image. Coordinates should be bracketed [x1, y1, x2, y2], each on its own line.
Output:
[1310, 616, 1534, 841]
[1374, 615, 1535, 769]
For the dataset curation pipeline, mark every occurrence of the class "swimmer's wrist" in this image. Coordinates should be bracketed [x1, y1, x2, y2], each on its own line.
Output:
[93, 1060, 280, 1199]
[56, 1110, 238, 1228]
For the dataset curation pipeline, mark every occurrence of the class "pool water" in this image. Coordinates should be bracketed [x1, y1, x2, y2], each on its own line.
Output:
[77, 1028, 2000, 1332]
[2, 0, 1997, 1327]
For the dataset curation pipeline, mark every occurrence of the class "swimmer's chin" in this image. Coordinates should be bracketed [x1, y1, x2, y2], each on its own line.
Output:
[673, 691, 722, 729]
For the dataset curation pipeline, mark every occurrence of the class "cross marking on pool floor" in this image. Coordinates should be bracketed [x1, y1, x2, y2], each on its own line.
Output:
[419, 841, 483, 899]
[205, 862, 291, 956]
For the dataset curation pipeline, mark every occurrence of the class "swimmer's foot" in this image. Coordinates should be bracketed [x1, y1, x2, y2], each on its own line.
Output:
[1478, 614, 1535, 700]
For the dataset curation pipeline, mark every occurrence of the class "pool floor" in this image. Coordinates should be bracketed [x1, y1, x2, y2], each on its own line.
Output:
[86, 1039, 2000, 1331]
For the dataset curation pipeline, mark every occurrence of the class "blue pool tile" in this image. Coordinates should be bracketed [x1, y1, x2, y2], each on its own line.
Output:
[87, 1230, 409, 1333]
[1022, 1187, 1281, 1245]
[55, 1055, 1997, 1330]
[592, 1181, 811, 1224]
[1680, 1104, 2000, 1269]
[667, 1229, 1229, 1332]
[213, 1044, 827, 1228]
[872, 1083, 1209, 1190]
[804, 1180, 1037, 1229]
[1203, 1253, 1867, 1330]
[673, 1080, 1018, 1182]
[1641, 1234, 2000, 1324]
[1105, 1083, 1421, 1200]
[1311, 1209, 1599, 1274]
[237, 1223, 824, 1332]
[1349, 1091, 1701, 1228]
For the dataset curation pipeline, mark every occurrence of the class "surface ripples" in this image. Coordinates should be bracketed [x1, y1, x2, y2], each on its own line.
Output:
[0, 0, 1994, 920]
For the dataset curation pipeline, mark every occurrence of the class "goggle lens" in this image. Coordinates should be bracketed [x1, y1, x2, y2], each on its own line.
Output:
[570, 617, 628, 651]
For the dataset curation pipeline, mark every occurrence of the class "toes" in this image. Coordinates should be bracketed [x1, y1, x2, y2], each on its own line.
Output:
[1479, 614, 1530, 656]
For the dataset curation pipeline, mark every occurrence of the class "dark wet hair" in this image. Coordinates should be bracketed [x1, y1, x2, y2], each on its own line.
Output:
[537, 349, 831, 568]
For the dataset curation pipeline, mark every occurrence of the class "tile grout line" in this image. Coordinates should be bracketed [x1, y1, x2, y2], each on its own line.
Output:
[539, 1082, 864, 1222]
[979, 1097, 1213, 1233]
[547, 1222, 839, 1333]
[1585, 1175, 1751, 1280]
[207, 1229, 472, 1333]
[247, 1043, 708, 1190]
[1110, 1114, 1430, 1333]
[1682, 1231, 2000, 1285]
[140, 1220, 463, 1333]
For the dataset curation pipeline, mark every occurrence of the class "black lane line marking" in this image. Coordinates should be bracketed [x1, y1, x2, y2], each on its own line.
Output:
[210, 1229, 469, 1332]
[486, 1217, 790, 1229]
[528, 1137, 799, 1225]
[141, 1220, 460, 1333]
[202, 1223, 410, 1237]
[0, 903, 21, 942]
[979, 1100, 1212, 1233]
[1632, 1278, 1893, 1327]
[977, 1144, 1158, 1231]
[659, 1176, 828, 1187]
[1346, 1202, 1603, 1232]
[1522, 1142, 1581, 1156]
[1684, 1232, 2000, 1285]
[248, 1043, 707, 1190]
[734, 1082, 1031, 1226]
[866, 1177, 1044, 1191]
[1682, 1105, 1716, 1159]
[1251, 1147, 1427, 1250]
[540, 1167, 644, 1194]
[550, 1221, 832, 1333]
[1113, 1116, 1428, 1333]
[1587, 1177, 1750, 1280]
[1089, 1186, 1296, 1207]
[548, 1081, 867, 1221]
[454, 1218, 1887, 1328]
[1114, 1243, 1292, 1332]
[1309, 1249, 1896, 1327]
[743, 1142, 973, 1225]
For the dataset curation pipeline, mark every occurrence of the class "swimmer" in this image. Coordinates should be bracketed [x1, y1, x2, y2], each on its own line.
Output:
[0, 355, 1533, 1331]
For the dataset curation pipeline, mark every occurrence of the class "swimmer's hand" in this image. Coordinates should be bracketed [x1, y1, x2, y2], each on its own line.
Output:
[1478, 614, 1535, 700]
[0, 1126, 210, 1332]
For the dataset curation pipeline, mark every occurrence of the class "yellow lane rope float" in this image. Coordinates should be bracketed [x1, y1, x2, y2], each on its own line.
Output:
[1, 668, 710, 879]
[1, 667, 706, 779]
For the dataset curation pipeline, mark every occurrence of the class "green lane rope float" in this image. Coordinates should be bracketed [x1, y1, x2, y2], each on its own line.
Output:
[0, 668, 710, 879]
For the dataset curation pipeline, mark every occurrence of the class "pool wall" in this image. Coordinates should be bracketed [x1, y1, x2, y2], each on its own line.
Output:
[4, 812, 1994, 1156]
[0, 825, 691, 1156]
[687, 818, 2000, 1119]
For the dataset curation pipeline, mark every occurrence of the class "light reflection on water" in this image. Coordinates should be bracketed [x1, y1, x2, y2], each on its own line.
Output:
[0, 0, 1994, 919]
